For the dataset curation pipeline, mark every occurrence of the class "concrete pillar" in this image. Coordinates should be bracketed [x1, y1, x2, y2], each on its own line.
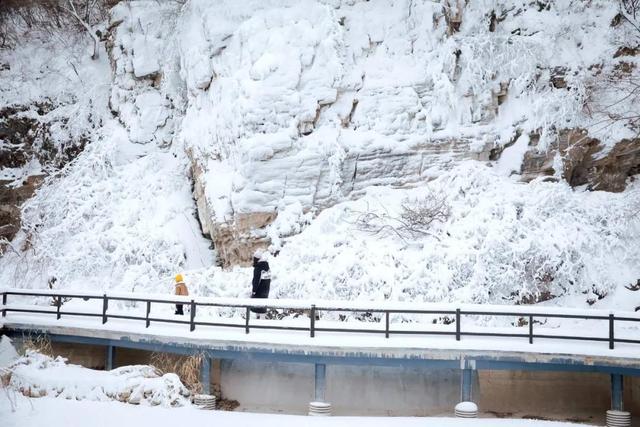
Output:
[201, 356, 211, 395]
[309, 363, 331, 416]
[456, 359, 478, 418]
[611, 374, 624, 411]
[105, 345, 115, 370]
[461, 368, 473, 402]
[314, 363, 326, 402]
[606, 374, 631, 427]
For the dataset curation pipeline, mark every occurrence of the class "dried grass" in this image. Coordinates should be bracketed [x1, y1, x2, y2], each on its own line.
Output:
[21, 334, 53, 357]
[150, 352, 205, 395]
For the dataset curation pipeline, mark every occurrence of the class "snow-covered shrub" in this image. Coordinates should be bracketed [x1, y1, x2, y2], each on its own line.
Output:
[8, 351, 190, 406]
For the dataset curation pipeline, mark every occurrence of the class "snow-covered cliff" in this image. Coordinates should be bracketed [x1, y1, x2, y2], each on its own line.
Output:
[1, 0, 639, 310]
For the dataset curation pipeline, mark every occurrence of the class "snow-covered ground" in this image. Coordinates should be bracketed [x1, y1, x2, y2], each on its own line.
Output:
[0, 394, 594, 427]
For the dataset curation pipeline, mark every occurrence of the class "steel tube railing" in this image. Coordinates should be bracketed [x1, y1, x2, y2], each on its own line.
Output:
[2, 289, 640, 348]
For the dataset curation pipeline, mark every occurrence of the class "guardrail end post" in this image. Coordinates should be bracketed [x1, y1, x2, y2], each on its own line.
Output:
[190, 300, 196, 332]
[56, 296, 61, 320]
[528, 315, 533, 344]
[145, 300, 151, 328]
[385, 311, 390, 339]
[245, 306, 250, 334]
[102, 294, 108, 324]
[310, 304, 316, 338]
[609, 313, 615, 350]
[455, 308, 461, 341]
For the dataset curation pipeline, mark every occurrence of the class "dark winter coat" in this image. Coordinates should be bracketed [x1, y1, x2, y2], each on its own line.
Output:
[251, 256, 271, 313]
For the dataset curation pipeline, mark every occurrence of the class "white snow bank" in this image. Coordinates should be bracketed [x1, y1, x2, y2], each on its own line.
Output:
[7, 351, 189, 407]
[0, 336, 19, 368]
[1, 392, 591, 427]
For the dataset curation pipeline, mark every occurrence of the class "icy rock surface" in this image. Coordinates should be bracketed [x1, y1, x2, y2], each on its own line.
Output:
[167, 0, 638, 264]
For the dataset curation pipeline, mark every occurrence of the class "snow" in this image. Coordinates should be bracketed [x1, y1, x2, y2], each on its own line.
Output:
[0, 394, 594, 427]
[0, 336, 19, 368]
[1, 0, 639, 318]
[5, 350, 190, 407]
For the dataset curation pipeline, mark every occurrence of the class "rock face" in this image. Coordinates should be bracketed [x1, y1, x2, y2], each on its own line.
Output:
[165, 0, 640, 266]
[0, 103, 86, 251]
[23, 0, 633, 269]
[522, 130, 640, 192]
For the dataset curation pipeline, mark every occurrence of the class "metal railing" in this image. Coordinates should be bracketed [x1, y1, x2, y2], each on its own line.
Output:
[1, 289, 640, 349]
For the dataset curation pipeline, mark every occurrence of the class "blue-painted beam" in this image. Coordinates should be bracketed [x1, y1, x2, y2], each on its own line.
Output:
[611, 373, 624, 411]
[315, 363, 326, 402]
[201, 356, 211, 395]
[5, 329, 640, 377]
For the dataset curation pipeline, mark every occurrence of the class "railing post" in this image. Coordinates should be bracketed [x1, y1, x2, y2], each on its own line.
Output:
[145, 301, 151, 328]
[529, 315, 533, 344]
[190, 300, 196, 332]
[455, 309, 461, 341]
[245, 307, 250, 334]
[1, 293, 6, 318]
[310, 304, 316, 338]
[385, 311, 390, 339]
[609, 313, 615, 350]
[56, 296, 61, 320]
[102, 294, 108, 324]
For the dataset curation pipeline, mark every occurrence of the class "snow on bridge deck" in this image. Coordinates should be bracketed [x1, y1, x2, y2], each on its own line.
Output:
[3, 311, 640, 375]
[2, 288, 640, 374]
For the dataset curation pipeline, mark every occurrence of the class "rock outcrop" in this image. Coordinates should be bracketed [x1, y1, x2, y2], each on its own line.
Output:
[522, 130, 640, 192]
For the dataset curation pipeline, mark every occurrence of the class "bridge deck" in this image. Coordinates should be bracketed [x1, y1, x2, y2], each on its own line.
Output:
[3, 312, 640, 375]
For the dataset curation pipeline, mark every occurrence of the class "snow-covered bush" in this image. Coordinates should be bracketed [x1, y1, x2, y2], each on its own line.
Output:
[7, 350, 190, 407]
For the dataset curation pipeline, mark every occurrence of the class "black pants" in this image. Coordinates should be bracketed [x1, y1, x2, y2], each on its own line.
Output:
[250, 280, 270, 314]
[175, 304, 184, 315]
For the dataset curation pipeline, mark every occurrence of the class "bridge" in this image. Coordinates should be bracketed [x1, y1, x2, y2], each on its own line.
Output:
[2, 288, 640, 419]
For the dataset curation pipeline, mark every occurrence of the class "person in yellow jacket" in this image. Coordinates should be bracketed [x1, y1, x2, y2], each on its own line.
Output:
[174, 274, 189, 315]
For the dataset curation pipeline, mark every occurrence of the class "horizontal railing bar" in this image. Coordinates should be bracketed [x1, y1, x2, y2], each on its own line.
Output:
[315, 307, 458, 315]
[613, 338, 640, 344]
[461, 332, 530, 339]
[5, 292, 102, 300]
[195, 321, 248, 329]
[613, 316, 640, 322]
[106, 314, 147, 322]
[314, 327, 391, 334]
[56, 312, 103, 318]
[380, 330, 455, 336]
[238, 324, 309, 332]
[533, 334, 610, 342]
[461, 311, 610, 320]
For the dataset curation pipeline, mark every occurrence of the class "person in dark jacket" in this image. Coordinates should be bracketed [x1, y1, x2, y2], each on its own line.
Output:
[250, 249, 271, 318]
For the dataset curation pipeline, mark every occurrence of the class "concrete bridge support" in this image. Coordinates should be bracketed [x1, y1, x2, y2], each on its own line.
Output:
[310, 363, 331, 415]
[456, 359, 478, 418]
[314, 363, 326, 402]
[105, 345, 115, 371]
[607, 373, 630, 427]
[201, 356, 212, 395]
